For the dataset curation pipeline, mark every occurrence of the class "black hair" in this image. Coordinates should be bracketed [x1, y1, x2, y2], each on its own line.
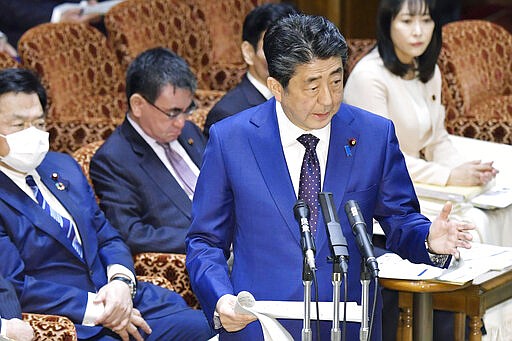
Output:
[125, 47, 197, 107]
[377, 0, 441, 82]
[0, 68, 47, 112]
[242, 3, 298, 49]
[263, 14, 348, 88]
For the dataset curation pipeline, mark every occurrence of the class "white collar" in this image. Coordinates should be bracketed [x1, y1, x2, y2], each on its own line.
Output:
[246, 71, 273, 100]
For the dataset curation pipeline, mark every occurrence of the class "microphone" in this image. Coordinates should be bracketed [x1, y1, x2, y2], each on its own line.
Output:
[319, 192, 349, 273]
[293, 199, 317, 271]
[344, 200, 379, 278]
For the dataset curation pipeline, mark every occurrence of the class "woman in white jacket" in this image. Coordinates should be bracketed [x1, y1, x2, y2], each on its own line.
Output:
[344, 0, 512, 248]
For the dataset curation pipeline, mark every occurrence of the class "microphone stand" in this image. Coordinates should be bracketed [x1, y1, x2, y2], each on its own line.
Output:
[360, 259, 371, 341]
[302, 258, 314, 341]
[319, 192, 350, 341]
[331, 257, 343, 341]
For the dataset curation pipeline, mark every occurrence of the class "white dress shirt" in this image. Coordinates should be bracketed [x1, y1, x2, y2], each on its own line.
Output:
[275, 101, 331, 196]
[247, 71, 274, 100]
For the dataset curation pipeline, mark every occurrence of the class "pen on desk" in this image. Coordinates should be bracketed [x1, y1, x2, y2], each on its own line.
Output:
[417, 268, 428, 277]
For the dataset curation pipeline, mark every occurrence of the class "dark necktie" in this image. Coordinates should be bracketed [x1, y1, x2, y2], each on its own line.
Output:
[158, 142, 197, 197]
[297, 134, 321, 235]
[25, 175, 83, 258]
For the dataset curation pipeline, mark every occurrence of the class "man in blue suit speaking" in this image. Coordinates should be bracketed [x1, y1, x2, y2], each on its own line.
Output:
[186, 14, 475, 340]
[0, 68, 213, 340]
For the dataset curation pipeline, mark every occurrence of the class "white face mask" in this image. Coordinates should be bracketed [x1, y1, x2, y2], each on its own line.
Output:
[0, 126, 49, 173]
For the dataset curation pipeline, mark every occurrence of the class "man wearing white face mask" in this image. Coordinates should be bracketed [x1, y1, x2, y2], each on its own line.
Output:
[0, 68, 214, 341]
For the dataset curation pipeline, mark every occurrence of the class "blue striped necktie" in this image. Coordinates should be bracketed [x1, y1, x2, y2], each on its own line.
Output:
[25, 175, 83, 258]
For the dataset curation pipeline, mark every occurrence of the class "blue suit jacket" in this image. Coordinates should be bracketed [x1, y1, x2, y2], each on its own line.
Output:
[90, 118, 206, 254]
[186, 98, 435, 340]
[0, 152, 190, 339]
[0, 273, 21, 320]
[204, 74, 267, 138]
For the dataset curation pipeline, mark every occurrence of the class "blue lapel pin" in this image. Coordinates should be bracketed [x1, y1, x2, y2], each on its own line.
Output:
[344, 138, 357, 157]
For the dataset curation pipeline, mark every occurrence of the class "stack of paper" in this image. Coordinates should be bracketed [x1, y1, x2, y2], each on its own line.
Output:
[413, 182, 489, 202]
[413, 181, 512, 210]
[377, 242, 512, 285]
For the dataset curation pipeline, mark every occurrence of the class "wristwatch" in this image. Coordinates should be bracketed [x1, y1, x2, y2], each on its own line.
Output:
[111, 275, 137, 300]
[425, 237, 450, 267]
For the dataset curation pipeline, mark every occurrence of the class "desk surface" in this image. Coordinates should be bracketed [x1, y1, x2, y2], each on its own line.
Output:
[379, 277, 470, 293]
[379, 267, 512, 341]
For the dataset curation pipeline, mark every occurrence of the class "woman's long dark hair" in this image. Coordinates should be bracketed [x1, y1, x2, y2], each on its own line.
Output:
[377, 0, 441, 83]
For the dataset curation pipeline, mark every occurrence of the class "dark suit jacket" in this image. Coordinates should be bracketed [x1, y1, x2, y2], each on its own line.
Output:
[0, 273, 21, 320]
[203, 74, 267, 138]
[0, 0, 106, 46]
[187, 98, 436, 340]
[0, 152, 193, 339]
[0, 0, 84, 46]
[90, 118, 206, 254]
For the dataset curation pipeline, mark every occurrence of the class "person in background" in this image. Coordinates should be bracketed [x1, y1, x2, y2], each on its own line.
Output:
[0, 0, 105, 48]
[0, 273, 33, 341]
[0, 30, 18, 61]
[344, 0, 512, 337]
[186, 13, 474, 340]
[90, 47, 206, 254]
[344, 0, 512, 246]
[0, 67, 214, 340]
[203, 2, 297, 138]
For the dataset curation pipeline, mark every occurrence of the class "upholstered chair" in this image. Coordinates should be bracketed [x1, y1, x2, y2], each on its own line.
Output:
[344, 38, 376, 84]
[0, 51, 19, 69]
[104, 0, 212, 87]
[133, 253, 199, 309]
[439, 20, 512, 144]
[18, 23, 126, 153]
[72, 139, 105, 187]
[105, 0, 270, 91]
[23, 313, 77, 341]
[192, 89, 226, 131]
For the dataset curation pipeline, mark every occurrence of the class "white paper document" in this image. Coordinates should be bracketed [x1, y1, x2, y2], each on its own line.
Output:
[471, 186, 512, 209]
[51, 0, 124, 22]
[377, 242, 512, 285]
[234, 291, 362, 341]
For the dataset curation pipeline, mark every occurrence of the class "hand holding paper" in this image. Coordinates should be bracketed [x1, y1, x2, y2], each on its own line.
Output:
[216, 293, 257, 332]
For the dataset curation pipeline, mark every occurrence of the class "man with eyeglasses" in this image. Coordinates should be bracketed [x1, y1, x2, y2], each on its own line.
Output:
[90, 47, 207, 255]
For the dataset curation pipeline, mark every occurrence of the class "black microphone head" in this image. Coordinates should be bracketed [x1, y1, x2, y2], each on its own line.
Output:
[293, 199, 310, 221]
[344, 200, 365, 228]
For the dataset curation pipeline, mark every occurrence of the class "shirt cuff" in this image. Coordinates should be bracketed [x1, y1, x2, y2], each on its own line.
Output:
[0, 318, 6, 338]
[107, 264, 135, 284]
[82, 292, 104, 326]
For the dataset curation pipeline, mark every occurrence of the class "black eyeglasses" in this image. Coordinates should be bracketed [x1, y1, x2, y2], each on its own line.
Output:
[141, 95, 197, 119]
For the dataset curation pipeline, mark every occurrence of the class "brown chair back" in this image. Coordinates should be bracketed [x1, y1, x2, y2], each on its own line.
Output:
[105, 0, 272, 91]
[18, 23, 125, 153]
[439, 20, 512, 143]
[23, 313, 77, 341]
[72, 140, 105, 187]
[0, 51, 19, 69]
